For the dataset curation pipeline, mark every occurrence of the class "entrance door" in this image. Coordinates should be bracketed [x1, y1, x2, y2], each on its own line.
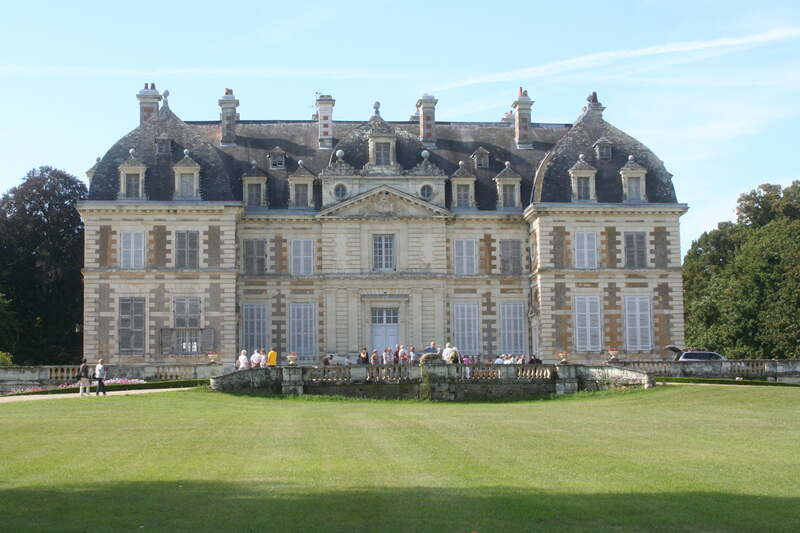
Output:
[371, 308, 399, 352]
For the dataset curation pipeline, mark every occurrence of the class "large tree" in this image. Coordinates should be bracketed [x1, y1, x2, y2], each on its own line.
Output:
[684, 181, 800, 359]
[0, 166, 87, 364]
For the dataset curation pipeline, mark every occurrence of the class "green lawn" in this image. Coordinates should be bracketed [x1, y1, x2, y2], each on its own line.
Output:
[2, 386, 799, 532]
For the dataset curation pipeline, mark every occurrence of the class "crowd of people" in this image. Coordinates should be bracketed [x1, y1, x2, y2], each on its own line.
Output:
[235, 341, 543, 369]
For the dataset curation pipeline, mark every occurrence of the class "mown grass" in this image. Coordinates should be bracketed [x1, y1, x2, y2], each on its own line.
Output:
[1, 385, 799, 532]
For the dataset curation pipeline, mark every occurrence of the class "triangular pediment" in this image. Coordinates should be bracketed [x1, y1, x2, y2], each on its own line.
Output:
[317, 185, 451, 219]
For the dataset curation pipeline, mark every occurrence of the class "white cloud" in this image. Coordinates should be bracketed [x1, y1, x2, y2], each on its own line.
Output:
[433, 27, 800, 91]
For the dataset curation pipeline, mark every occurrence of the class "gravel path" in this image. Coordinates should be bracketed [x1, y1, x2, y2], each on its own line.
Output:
[0, 387, 195, 404]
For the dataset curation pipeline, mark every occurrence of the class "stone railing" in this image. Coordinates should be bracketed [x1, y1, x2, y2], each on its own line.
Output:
[211, 363, 651, 401]
[0, 363, 223, 393]
[609, 359, 800, 382]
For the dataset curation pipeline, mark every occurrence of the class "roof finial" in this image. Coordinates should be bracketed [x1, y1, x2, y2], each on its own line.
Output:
[458, 160, 465, 168]
[184, 149, 190, 157]
[298, 159, 305, 168]
[628, 154, 635, 162]
[250, 159, 257, 168]
[96, 156, 101, 163]
[129, 148, 135, 157]
[579, 154, 585, 161]
[162, 89, 169, 107]
[504, 161, 511, 168]
[335, 149, 345, 160]
[373, 101, 381, 116]
[421, 150, 430, 160]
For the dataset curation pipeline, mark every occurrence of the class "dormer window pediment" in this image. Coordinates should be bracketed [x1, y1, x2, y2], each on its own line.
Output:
[471, 147, 490, 169]
[172, 150, 201, 200]
[288, 160, 316, 209]
[568, 154, 597, 203]
[620, 155, 648, 203]
[493, 161, 523, 209]
[117, 149, 147, 200]
[242, 160, 268, 207]
[450, 161, 477, 209]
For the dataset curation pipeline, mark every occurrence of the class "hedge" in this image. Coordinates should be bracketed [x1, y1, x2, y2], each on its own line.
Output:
[3, 379, 209, 397]
[655, 377, 800, 387]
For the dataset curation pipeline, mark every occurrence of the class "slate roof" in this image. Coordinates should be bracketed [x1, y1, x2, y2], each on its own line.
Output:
[88, 92, 679, 208]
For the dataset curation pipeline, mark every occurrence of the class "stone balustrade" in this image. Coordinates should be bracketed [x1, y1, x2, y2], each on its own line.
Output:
[609, 359, 800, 382]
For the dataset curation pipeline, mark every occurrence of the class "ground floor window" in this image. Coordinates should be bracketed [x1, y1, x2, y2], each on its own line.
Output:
[289, 302, 316, 359]
[500, 302, 525, 354]
[574, 295, 601, 351]
[625, 296, 652, 351]
[453, 301, 480, 355]
[174, 297, 202, 355]
[119, 297, 145, 354]
[242, 303, 269, 353]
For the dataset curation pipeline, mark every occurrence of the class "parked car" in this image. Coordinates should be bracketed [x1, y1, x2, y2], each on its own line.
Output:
[666, 345, 727, 361]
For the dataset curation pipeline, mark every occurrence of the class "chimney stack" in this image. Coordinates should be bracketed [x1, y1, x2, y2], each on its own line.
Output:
[136, 83, 161, 124]
[315, 94, 335, 149]
[218, 88, 240, 146]
[511, 87, 533, 149]
[416, 93, 438, 149]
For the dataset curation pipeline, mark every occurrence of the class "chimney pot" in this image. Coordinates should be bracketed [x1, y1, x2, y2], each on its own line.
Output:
[218, 89, 240, 146]
[136, 83, 162, 124]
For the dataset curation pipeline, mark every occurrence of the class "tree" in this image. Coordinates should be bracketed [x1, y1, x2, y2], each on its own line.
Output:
[685, 181, 800, 359]
[0, 292, 18, 355]
[0, 166, 87, 364]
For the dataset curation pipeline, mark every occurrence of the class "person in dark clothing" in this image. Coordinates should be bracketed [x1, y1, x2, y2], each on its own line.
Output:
[78, 359, 91, 397]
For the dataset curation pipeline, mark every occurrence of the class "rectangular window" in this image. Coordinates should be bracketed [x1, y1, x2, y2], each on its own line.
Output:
[500, 239, 522, 275]
[375, 142, 391, 166]
[373, 234, 395, 271]
[289, 302, 316, 358]
[574, 296, 601, 352]
[247, 183, 262, 206]
[628, 177, 641, 201]
[121, 231, 144, 269]
[119, 297, 145, 354]
[456, 184, 470, 208]
[175, 231, 199, 268]
[271, 155, 285, 169]
[125, 173, 141, 198]
[243, 239, 267, 275]
[179, 173, 194, 197]
[624, 232, 647, 268]
[453, 239, 476, 275]
[453, 301, 480, 355]
[291, 239, 314, 276]
[625, 296, 652, 352]
[174, 297, 201, 355]
[294, 184, 308, 208]
[476, 155, 489, 169]
[574, 231, 598, 269]
[242, 303, 268, 354]
[577, 177, 591, 201]
[371, 308, 399, 324]
[598, 144, 611, 160]
[503, 184, 516, 207]
[500, 302, 525, 355]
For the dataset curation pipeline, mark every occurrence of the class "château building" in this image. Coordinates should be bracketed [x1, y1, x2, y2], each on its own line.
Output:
[78, 85, 687, 368]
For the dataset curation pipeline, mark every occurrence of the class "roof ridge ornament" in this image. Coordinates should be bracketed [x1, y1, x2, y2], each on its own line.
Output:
[582, 90, 605, 116]
[162, 90, 170, 108]
[408, 149, 444, 176]
[373, 101, 381, 116]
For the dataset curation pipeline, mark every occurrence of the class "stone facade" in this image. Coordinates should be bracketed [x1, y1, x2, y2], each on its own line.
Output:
[78, 86, 687, 368]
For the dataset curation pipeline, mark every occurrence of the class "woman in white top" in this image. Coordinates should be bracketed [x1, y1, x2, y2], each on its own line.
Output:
[237, 350, 250, 370]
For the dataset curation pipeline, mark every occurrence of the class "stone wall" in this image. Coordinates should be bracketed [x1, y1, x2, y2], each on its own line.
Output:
[611, 359, 800, 382]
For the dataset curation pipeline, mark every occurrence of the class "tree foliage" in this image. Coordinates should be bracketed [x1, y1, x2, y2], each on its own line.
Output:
[0, 166, 87, 364]
[684, 180, 800, 358]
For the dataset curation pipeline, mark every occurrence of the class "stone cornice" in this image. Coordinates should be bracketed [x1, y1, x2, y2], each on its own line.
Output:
[77, 201, 242, 217]
[524, 202, 688, 220]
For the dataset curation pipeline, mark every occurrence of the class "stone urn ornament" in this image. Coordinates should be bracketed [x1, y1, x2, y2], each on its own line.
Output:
[287, 352, 298, 366]
[556, 351, 570, 365]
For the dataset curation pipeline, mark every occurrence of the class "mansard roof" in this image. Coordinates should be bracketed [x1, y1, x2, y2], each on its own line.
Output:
[532, 94, 677, 203]
[88, 89, 679, 208]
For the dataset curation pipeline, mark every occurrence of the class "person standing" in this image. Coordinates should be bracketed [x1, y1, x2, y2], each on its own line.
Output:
[250, 349, 261, 369]
[94, 359, 107, 396]
[237, 350, 250, 370]
[408, 346, 417, 366]
[267, 347, 278, 366]
[78, 358, 91, 397]
[424, 341, 438, 354]
[441, 343, 456, 363]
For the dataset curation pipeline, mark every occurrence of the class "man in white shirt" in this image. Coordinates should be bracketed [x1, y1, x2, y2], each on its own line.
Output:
[493, 355, 504, 365]
[441, 343, 456, 363]
[250, 350, 262, 368]
[237, 350, 249, 370]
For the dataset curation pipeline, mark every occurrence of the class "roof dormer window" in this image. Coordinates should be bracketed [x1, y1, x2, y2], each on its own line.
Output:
[375, 142, 391, 166]
[117, 148, 147, 200]
[242, 160, 268, 208]
[568, 154, 597, 203]
[172, 149, 201, 200]
[594, 137, 612, 161]
[471, 147, 490, 169]
[620, 155, 648, 203]
[269, 146, 286, 169]
[155, 133, 171, 155]
[125, 173, 142, 198]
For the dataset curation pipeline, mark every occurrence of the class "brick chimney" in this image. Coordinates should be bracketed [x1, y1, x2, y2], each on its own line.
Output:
[136, 83, 161, 124]
[218, 88, 240, 146]
[511, 87, 533, 149]
[416, 93, 438, 149]
[315, 94, 335, 149]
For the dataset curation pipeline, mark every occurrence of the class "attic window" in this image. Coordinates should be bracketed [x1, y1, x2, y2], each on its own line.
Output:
[375, 143, 391, 166]
[125, 173, 143, 198]
[596, 143, 611, 161]
[271, 154, 285, 169]
[156, 138, 171, 155]
[476, 154, 489, 169]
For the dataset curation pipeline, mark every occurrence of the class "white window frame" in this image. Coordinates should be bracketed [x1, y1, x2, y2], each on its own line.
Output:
[375, 142, 391, 166]
[246, 183, 262, 206]
[125, 173, 143, 199]
[121, 231, 145, 269]
[627, 176, 642, 202]
[502, 183, 517, 207]
[453, 301, 481, 355]
[373, 234, 395, 272]
[173, 296, 202, 355]
[577, 177, 591, 201]
[453, 239, 476, 275]
[243, 239, 267, 275]
[119, 296, 145, 354]
[294, 183, 309, 208]
[242, 302, 269, 354]
[625, 296, 652, 352]
[289, 302, 316, 358]
[499, 239, 523, 275]
[175, 230, 199, 269]
[291, 239, 314, 276]
[500, 302, 525, 355]
[574, 295, 602, 352]
[456, 183, 470, 208]
[574, 231, 598, 269]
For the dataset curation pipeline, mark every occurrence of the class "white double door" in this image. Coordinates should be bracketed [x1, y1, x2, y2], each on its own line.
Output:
[371, 308, 399, 352]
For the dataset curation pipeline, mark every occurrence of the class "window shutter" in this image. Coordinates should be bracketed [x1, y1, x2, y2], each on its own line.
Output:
[586, 232, 597, 269]
[575, 233, 586, 269]
[500, 302, 524, 354]
[188, 232, 199, 268]
[637, 296, 651, 351]
[625, 296, 651, 351]
[575, 297, 588, 351]
[134, 233, 144, 268]
[454, 240, 464, 274]
[465, 240, 475, 275]
[159, 327, 175, 355]
[588, 297, 601, 350]
[176, 231, 186, 267]
[625, 233, 635, 268]
[575, 296, 601, 351]
[292, 240, 301, 274]
[303, 240, 313, 275]
[201, 328, 215, 353]
[636, 233, 646, 268]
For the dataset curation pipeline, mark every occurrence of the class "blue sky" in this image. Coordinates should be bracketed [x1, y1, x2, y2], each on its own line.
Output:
[1, 0, 798, 256]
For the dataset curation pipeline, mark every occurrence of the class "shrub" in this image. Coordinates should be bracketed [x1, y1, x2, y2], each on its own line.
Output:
[0, 352, 13, 366]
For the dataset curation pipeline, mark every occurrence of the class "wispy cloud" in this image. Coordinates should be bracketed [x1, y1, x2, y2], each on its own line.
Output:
[0, 64, 411, 80]
[433, 27, 800, 91]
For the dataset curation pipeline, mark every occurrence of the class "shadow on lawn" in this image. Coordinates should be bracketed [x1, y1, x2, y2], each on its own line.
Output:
[2, 482, 797, 533]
